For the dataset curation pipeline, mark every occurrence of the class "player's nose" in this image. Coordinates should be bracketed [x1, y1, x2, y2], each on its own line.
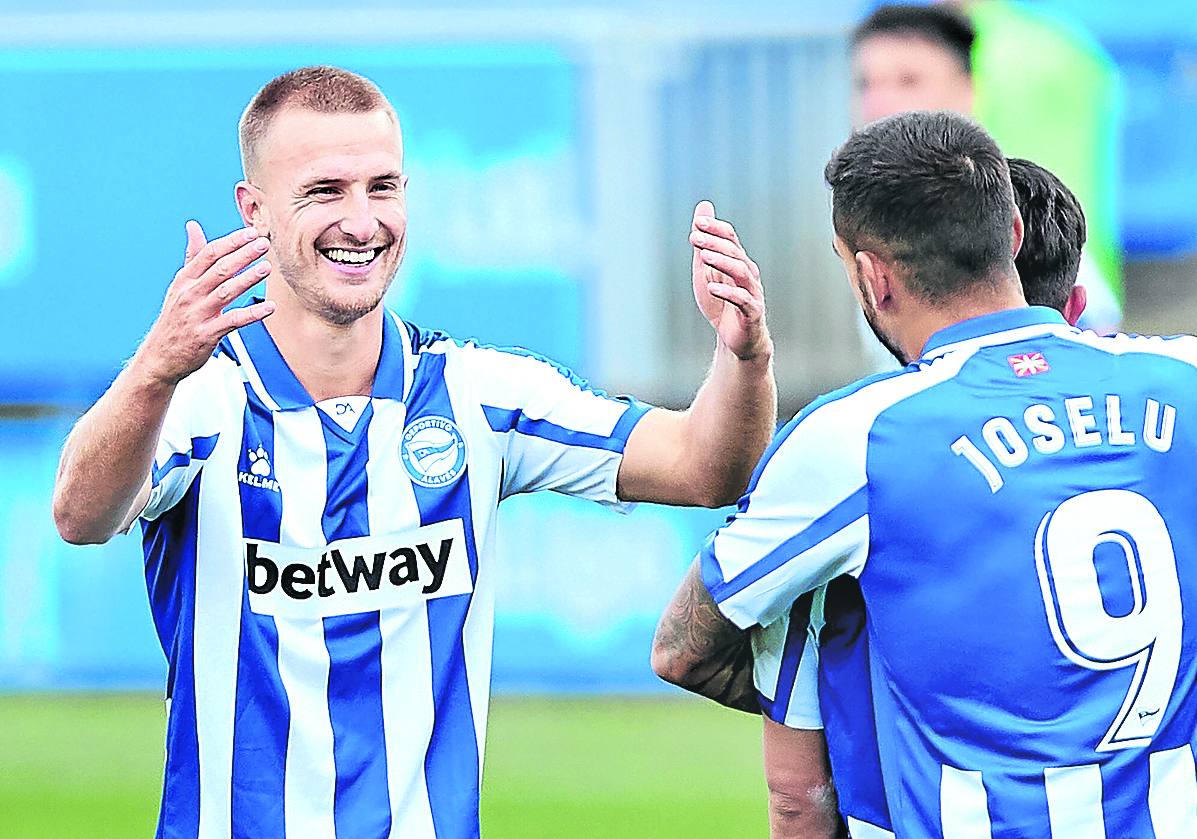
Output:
[338, 190, 380, 243]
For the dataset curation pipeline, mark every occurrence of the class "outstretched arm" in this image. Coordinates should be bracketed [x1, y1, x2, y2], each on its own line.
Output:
[53, 223, 275, 544]
[651, 559, 759, 713]
[617, 201, 776, 508]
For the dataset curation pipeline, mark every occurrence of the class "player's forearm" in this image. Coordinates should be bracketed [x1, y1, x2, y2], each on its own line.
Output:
[651, 560, 762, 714]
[769, 790, 846, 839]
[53, 353, 175, 544]
[763, 722, 847, 839]
[681, 338, 776, 506]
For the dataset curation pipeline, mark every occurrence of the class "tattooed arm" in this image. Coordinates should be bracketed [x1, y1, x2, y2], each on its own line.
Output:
[651, 558, 759, 713]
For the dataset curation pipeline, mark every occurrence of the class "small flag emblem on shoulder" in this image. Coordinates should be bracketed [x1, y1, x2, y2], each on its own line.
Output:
[1008, 352, 1050, 377]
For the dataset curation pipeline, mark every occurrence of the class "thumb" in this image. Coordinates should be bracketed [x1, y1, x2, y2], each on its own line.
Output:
[184, 220, 207, 262]
[693, 200, 715, 226]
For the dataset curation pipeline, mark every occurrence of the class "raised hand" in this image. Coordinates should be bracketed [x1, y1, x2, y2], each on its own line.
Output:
[138, 221, 276, 385]
[689, 201, 770, 362]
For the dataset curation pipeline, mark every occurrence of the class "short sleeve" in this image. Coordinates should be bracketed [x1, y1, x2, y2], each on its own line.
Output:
[460, 345, 652, 509]
[699, 394, 873, 630]
[141, 355, 233, 521]
[752, 586, 826, 730]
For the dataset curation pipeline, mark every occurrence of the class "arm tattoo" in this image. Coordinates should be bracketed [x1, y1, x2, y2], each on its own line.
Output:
[654, 560, 760, 713]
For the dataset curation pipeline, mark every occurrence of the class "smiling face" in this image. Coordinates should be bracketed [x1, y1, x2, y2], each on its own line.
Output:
[238, 106, 407, 326]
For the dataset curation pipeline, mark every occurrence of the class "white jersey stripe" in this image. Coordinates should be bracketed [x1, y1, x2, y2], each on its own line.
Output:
[273, 409, 337, 837]
[446, 347, 501, 779]
[1149, 744, 1197, 837]
[274, 618, 336, 838]
[940, 765, 993, 839]
[193, 414, 245, 839]
[1044, 764, 1106, 838]
[228, 329, 281, 413]
[367, 398, 438, 838]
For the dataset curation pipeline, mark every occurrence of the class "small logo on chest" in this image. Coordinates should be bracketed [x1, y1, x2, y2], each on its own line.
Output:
[400, 416, 468, 488]
[239, 445, 281, 492]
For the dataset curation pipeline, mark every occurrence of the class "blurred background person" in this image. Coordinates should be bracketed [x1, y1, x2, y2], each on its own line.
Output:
[852, 2, 1123, 335]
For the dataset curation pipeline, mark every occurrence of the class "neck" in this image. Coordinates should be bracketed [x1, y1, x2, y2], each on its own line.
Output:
[263, 287, 384, 403]
[900, 275, 1028, 362]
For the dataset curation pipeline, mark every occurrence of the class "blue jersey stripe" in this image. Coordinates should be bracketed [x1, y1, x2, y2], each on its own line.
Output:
[410, 352, 482, 839]
[372, 313, 407, 401]
[326, 613, 390, 838]
[704, 485, 868, 602]
[238, 316, 311, 410]
[231, 396, 288, 839]
[142, 477, 204, 839]
[318, 411, 392, 838]
[769, 593, 814, 722]
[481, 404, 643, 453]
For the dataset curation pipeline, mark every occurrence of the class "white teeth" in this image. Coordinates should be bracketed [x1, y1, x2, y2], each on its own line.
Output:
[324, 248, 378, 265]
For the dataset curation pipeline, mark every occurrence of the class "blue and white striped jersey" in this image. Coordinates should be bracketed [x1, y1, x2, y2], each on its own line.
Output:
[140, 311, 649, 839]
[709, 307, 1197, 838]
[753, 576, 894, 839]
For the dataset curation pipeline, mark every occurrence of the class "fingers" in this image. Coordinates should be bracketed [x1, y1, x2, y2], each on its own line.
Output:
[193, 235, 271, 296]
[693, 213, 743, 246]
[215, 299, 277, 335]
[184, 220, 208, 262]
[211, 259, 272, 305]
[696, 248, 761, 294]
[706, 282, 764, 321]
[178, 226, 263, 283]
[691, 231, 762, 287]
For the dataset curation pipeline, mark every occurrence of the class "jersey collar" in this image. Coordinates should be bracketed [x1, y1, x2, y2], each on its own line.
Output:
[920, 306, 1071, 362]
[230, 301, 408, 411]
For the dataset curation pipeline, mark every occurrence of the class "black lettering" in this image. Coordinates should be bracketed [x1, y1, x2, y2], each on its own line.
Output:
[246, 543, 278, 593]
[388, 548, 420, 587]
[417, 539, 453, 594]
[332, 549, 386, 593]
[316, 553, 335, 597]
[281, 563, 315, 599]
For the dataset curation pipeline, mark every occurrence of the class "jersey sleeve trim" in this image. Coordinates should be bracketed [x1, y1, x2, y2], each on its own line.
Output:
[482, 399, 650, 453]
[702, 484, 868, 605]
[151, 433, 220, 488]
[764, 593, 815, 724]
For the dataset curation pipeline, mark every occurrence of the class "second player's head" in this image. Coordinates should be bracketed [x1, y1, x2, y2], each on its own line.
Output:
[1008, 157, 1088, 326]
[235, 65, 407, 327]
[825, 110, 1023, 364]
[851, 4, 975, 127]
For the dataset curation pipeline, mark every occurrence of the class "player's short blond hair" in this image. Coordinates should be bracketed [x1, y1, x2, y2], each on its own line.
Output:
[238, 65, 398, 179]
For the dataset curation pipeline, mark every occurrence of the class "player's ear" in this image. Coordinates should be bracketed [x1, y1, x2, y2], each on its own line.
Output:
[856, 250, 891, 307]
[1063, 284, 1088, 327]
[235, 181, 267, 233]
[1011, 205, 1025, 259]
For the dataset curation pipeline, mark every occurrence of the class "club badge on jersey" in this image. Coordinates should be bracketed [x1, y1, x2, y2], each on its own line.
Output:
[400, 415, 468, 488]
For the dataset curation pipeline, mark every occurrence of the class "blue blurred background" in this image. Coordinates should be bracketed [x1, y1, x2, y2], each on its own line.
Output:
[2, 0, 1196, 696]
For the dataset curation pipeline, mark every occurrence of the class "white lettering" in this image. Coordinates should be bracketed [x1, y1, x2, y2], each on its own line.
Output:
[1106, 395, 1136, 446]
[1145, 400, 1177, 453]
[1025, 404, 1066, 454]
[1065, 397, 1102, 448]
[982, 417, 1029, 468]
[951, 435, 1004, 493]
